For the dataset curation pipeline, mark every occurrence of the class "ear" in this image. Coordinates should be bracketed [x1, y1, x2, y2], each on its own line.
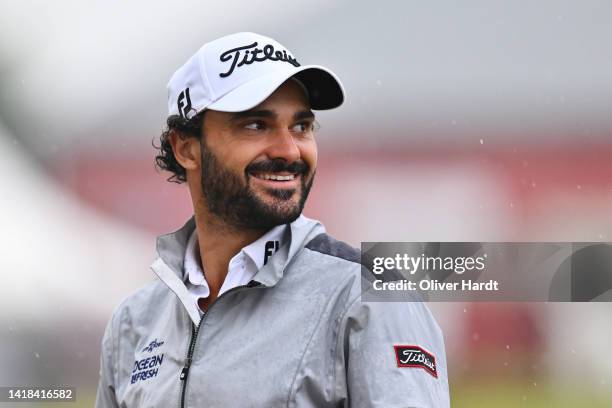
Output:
[168, 131, 200, 171]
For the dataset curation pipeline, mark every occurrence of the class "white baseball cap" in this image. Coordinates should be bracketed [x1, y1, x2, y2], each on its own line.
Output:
[167, 32, 344, 119]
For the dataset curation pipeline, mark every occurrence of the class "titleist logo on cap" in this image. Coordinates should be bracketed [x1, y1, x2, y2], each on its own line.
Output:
[219, 42, 301, 78]
[166, 32, 344, 115]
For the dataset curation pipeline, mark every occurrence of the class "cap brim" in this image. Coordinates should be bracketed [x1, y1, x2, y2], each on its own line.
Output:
[206, 64, 344, 112]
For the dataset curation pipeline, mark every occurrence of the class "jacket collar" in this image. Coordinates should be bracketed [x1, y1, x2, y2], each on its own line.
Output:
[150, 214, 326, 325]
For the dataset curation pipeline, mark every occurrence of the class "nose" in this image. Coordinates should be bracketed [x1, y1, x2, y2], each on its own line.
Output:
[265, 128, 301, 163]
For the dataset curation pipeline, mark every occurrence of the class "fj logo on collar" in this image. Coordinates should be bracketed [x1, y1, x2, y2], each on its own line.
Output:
[394, 345, 438, 378]
[263, 240, 280, 265]
[219, 42, 300, 78]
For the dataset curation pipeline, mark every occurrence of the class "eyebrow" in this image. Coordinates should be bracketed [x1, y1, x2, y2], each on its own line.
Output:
[229, 109, 315, 122]
[229, 109, 276, 121]
[294, 110, 315, 121]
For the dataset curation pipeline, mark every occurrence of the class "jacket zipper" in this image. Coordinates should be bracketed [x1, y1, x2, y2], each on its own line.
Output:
[179, 281, 262, 408]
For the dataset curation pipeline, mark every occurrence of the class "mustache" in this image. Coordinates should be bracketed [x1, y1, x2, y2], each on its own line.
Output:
[245, 159, 309, 175]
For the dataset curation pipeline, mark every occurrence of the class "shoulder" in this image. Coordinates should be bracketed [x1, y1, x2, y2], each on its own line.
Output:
[298, 232, 368, 291]
[300, 232, 381, 290]
[294, 233, 386, 311]
[302, 234, 443, 338]
[301, 233, 369, 284]
[106, 279, 172, 330]
[304, 232, 361, 265]
[100, 279, 167, 365]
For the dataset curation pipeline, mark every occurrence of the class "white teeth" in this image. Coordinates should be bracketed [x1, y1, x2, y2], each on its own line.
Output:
[256, 173, 296, 181]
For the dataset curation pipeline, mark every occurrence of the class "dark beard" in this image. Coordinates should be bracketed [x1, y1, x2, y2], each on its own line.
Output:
[199, 139, 314, 231]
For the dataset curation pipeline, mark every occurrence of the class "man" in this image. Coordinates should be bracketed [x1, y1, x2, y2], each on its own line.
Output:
[95, 32, 450, 407]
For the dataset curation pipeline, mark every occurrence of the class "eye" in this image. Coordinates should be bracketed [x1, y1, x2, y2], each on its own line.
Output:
[243, 121, 267, 131]
[291, 121, 319, 133]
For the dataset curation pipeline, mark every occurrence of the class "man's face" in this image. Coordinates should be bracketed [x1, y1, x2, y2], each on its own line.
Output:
[199, 80, 318, 230]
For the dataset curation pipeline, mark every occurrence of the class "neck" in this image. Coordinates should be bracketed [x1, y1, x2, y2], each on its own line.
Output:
[193, 206, 266, 299]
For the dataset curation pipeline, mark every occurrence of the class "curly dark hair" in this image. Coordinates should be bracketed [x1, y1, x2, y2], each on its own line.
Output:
[153, 111, 206, 183]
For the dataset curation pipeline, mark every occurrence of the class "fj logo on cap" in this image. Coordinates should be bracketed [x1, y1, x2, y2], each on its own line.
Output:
[219, 42, 300, 78]
[177, 87, 193, 119]
[393, 345, 438, 378]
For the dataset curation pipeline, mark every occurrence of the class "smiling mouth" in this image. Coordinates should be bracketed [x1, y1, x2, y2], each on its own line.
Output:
[250, 172, 299, 182]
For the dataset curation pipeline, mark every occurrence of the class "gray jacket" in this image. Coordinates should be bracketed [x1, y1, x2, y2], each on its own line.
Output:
[95, 216, 450, 407]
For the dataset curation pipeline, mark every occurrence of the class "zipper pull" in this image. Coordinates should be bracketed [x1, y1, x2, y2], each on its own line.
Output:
[180, 365, 190, 381]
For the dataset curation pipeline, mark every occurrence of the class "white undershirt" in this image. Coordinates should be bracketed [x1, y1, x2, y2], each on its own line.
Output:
[184, 224, 287, 315]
